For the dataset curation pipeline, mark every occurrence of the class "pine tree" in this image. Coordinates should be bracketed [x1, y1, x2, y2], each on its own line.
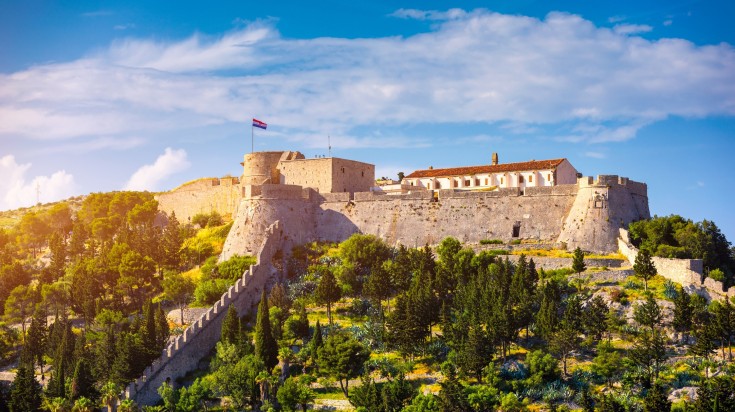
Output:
[634, 292, 663, 331]
[634, 249, 657, 291]
[255, 289, 278, 370]
[536, 279, 561, 341]
[457, 325, 493, 382]
[161, 212, 183, 269]
[315, 267, 341, 326]
[438, 363, 470, 412]
[9, 364, 42, 412]
[643, 382, 672, 412]
[672, 288, 693, 343]
[221, 304, 241, 346]
[572, 247, 586, 278]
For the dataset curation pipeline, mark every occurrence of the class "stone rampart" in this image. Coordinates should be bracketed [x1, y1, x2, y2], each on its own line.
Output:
[125, 221, 284, 406]
[617, 228, 733, 301]
[155, 177, 241, 223]
[558, 175, 649, 253]
[221, 175, 650, 263]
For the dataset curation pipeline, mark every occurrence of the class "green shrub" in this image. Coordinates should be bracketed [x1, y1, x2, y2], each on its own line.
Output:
[510, 239, 522, 245]
[194, 279, 230, 305]
[709, 268, 725, 282]
[480, 239, 504, 245]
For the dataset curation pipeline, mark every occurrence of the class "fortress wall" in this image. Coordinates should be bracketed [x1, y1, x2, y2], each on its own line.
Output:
[321, 192, 351, 203]
[242, 151, 287, 186]
[155, 177, 241, 223]
[260, 184, 309, 200]
[617, 228, 733, 300]
[330, 158, 375, 194]
[126, 221, 283, 406]
[558, 176, 650, 253]
[317, 188, 578, 247]
[221, 198, 317, 260]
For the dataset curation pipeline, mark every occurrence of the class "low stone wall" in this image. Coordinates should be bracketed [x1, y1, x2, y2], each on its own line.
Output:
[503, 255, 626, 270]
[617, 228, 733, 300]
[125, 221, 284, 406]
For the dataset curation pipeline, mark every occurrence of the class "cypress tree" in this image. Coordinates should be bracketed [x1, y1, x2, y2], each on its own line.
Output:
[311, 320, 323, 363]
[9, 364, 42, 412]
[26, 306, 47, 377]
[156, 304, 169, 349]
[46, 357, 66, 399]
[142, 301, 157, 362]
[70, 358, 96, 401]
[255, 289, 278, 370]
[221, 304, 241, 346]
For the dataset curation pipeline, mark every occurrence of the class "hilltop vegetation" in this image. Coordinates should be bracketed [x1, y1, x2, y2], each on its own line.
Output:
[629, 215, 735, 285]
[2, 195, 735, 411]
[0, 192, 246, 410]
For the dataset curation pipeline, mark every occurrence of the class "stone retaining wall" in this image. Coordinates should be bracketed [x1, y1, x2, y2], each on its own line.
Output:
[618, 228, 733, 301]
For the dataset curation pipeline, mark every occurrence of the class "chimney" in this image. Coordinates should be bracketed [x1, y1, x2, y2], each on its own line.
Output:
[428, 166, 433, 170]
[492, 152, 499, 165]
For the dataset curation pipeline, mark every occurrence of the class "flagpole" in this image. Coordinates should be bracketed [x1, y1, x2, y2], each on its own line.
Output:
[251, 123, 254, 153]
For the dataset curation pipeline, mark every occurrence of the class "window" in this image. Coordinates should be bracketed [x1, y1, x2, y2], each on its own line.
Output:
[548, 173, 551, 181]
[500, 177, 504, 185]
[484, 178, 488, 185]
[475, 178, 480, 186]
[529, 175, 533, 183]
[361, 171, 364, 177]
[519, 175, 524, 183]
[464, 179, 470, 186]
[341, 167, 345, 173]
[428, 183, 432, 189]
[453, 180, 458, 188]
[436, 181, 442, 189]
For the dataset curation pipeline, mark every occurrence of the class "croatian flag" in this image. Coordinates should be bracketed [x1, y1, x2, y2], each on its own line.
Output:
[252, 118, 267, 130]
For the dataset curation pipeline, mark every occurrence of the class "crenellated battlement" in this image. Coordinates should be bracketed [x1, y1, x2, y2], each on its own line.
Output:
[124, 221, 284, 406]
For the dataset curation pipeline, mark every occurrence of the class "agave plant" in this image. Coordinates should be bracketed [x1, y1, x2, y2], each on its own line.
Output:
[71, 397, 95, 412]
[118, 399, 139, 412]
[42, 397, 71, 412]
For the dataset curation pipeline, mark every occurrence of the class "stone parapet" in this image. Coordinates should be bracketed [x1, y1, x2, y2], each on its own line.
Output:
[124, 221, 284, 406]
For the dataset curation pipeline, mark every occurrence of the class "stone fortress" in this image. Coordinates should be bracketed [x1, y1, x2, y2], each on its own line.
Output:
[134, 149, 725, 406]
[157, 149, 650, 257]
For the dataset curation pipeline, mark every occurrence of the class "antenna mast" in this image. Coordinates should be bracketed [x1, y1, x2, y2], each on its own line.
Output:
[328, 135, 332, 158]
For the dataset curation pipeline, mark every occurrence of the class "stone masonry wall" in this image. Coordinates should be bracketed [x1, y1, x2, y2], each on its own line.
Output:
[618, 228, 734, 301]
[558, 176, 649, 253]
[155, 177, 241, 223]
[126, 221, 284, 406]
[318, 186, 579, 247]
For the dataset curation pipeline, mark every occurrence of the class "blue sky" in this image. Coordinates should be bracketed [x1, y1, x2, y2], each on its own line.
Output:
[1, 1, 734, 240]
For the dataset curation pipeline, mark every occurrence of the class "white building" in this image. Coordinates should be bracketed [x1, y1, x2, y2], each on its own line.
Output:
[403, 154, 579, 192]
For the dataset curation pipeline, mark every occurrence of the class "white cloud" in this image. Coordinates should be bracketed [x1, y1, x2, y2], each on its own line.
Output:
[613, 24, 653, 35]
[389, 8, 468, 21]
[114, 23, 136, 31]
[584, 151, 606, 159]
[0, 155, 77, 210]
[124, 148, 191, 191]
[0, 9, 733, 150]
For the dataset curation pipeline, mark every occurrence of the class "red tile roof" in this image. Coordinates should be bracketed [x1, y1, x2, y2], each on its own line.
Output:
[405, 159, 566, 179]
